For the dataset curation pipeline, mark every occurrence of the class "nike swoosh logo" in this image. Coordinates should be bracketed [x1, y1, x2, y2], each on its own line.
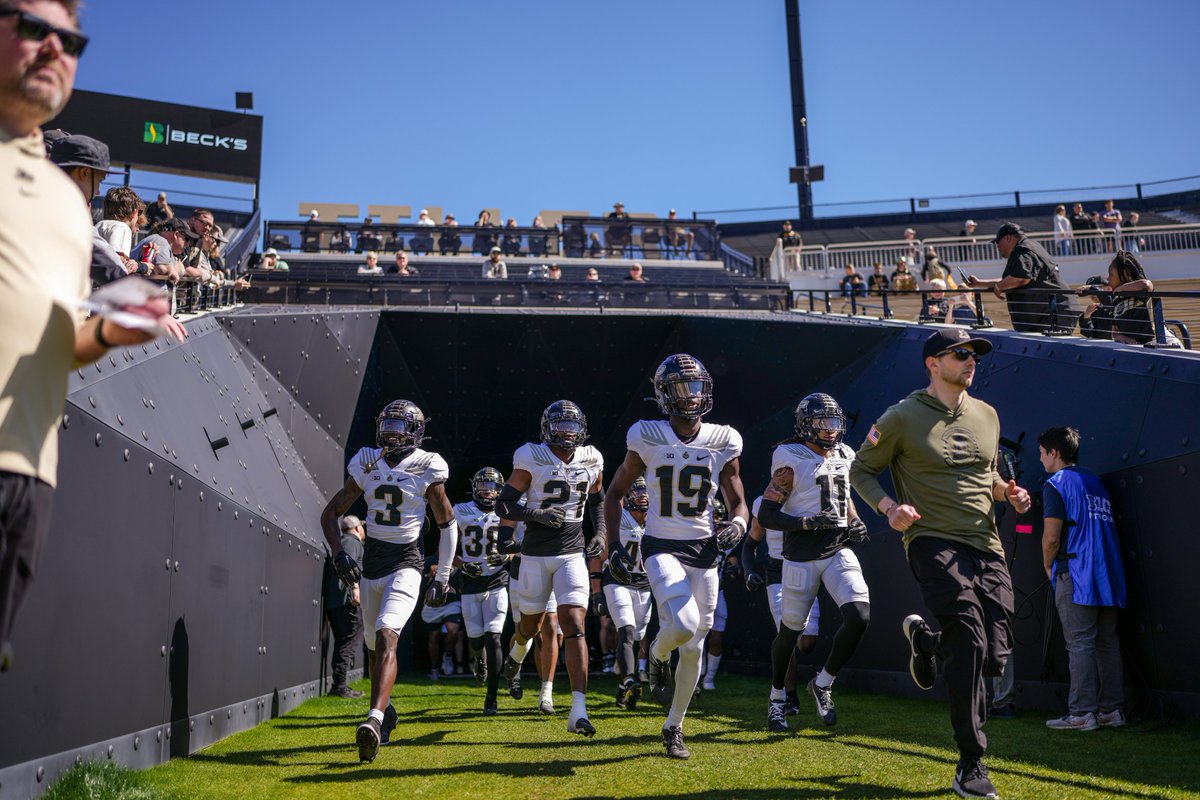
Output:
[696, 453, 709, 460]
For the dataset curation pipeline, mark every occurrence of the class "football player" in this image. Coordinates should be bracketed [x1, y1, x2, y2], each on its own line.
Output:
[600, 477, 655, 710]
[603, 354, 749, 760]
[454, 467, 511, 715]
[497, 400, 607, 737]
[499, 519, 563, 714]
[742, 496, 823, 714]
[319, 400, 459, 764]
[758, 393, 872, 733]
[419, 555, 463, 679]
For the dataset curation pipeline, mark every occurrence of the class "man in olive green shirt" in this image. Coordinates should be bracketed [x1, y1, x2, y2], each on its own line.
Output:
[850, 328, 1031, 800]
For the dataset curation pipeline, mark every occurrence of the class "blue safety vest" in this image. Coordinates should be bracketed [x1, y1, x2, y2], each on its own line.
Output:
[1047, 467, 1126, 608]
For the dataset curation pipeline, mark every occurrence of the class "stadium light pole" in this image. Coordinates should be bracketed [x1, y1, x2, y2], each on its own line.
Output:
[785, 0, 817, 224]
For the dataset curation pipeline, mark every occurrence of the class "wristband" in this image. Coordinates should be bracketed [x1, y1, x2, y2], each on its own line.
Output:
[94, 318, 113, 349]
[730, 516, 748, 535]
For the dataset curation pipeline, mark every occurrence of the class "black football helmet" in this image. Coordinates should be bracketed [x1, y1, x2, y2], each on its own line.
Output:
[624, 477, 649, 513]
[653, 353, 713, 419]
[541, 400, 588, 449]
[795, 392, 846, 450]
[376, 399, 426, 456]
[712, 494, 728, 524]
[471, 467, 504, 511]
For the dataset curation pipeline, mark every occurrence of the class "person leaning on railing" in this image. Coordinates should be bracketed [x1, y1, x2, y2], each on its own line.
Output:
[1077, 251, 1160, 345]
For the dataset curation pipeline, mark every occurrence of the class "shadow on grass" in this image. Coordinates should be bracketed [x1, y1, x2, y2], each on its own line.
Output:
[575, 778, 946, 800]
[282, 753, 653, 784]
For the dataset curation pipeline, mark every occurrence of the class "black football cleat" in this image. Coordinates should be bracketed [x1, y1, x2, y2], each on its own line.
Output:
[483, 697, 498, 716]
[661, 725, 690, 759]
[568, 715, 596, 737]
[648, 655, 673, 705]
[767, 699, 789, 733]
[807, 678, 837, 726]
[379, 703, 397, 745]
[356, 717, 381, 763]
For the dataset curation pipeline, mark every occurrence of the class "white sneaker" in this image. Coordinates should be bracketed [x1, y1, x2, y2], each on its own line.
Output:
[1097, 708, 1126, 728]
[539, 697, 555, 715]
[1046, 712, 1098, 731]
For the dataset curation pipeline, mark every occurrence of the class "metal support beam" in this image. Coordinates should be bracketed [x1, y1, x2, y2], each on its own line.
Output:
[785, 0, 813, 223]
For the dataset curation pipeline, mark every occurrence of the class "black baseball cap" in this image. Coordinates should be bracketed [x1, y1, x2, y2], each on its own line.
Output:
[992, 222, 1022, 243]
[50, 134, 120, 173]
[922, 328, 993, 360]
[160, 217, 200, 239]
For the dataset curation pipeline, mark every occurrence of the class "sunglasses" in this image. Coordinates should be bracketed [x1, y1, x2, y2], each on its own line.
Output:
[938, 348, 982, 363]
[1, 9, 89, 57]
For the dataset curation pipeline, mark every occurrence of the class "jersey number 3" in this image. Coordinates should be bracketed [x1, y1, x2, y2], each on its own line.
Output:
[654, 465, 712, 518]
[373, 485, 404, 526]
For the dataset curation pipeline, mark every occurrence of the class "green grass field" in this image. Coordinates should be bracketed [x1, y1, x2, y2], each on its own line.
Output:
[82, 673, 1200, 799]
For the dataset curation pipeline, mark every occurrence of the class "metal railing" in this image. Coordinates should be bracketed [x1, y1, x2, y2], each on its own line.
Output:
[557, 216, 719, 261]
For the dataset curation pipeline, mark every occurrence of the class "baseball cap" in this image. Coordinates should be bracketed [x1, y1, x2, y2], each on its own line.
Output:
[490, 245, 502, 253]
[264, 248, 279, 257]
[992, 222, 1022, 243]
[965, 219, 977, 227]
[339, 515, 362, 531]
[613, 201, 625, 208]
[50, 134, 121, 172]
[922, 329, 993, 361]
[160, 217, 200, 239]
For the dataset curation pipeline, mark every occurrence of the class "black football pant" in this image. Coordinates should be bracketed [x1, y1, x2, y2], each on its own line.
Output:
[907, 536, 1013, 760]
[0, 472, 55, 662]
[326, 603, 363, 689]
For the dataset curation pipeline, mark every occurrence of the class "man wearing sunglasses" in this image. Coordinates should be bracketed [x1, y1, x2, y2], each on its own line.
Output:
[0, 0, 186, 673]
[851, 329, 1031, 800]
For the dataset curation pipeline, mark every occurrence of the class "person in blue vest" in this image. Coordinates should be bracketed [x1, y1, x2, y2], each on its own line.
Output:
[1038, 426, 1127, 731]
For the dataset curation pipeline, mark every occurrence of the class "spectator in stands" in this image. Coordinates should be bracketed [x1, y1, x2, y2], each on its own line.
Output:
[357, 216, 381, 253]
[1078, 251, 1155, 345]
[587, 231, 603, 258]
[1100, 200, 1122, 252]
[665, 208, 694, 257]
[625, 262, 647, 282]
[606, 201, 632, 256]
[358, 251, 383, 275]
[903, 227, 921, 268]
[50, 134, 130, 285]
[920, 279, 951, 322]
[501, 217, 522, 256]
[96, 186, 144, 271]
[868, 262, 890, 294]
[261, 248, 289, 271]
[922, 246, 952, 287]
[183, 208, 216, 277]
[417, 208, 435, 227]
[1038, 427, 1127, 732]
[389, 251, 419, 277]
[967, 222, 1078, 333]
[777, 219, 804, 273]
[1070, 203, 1096, 254]
[529, 215, 551, 257]
[472, 210, 497, 254]
[778, 220, 803, 249]
[482, 245, 507, 279]
[840, 264, 866, 297]
[301, 209, 323, 252]
[563, 219, 586, 257]
[145, 191, 173, 225]
[960, 219, 978, 239]
[439, 213, 462, 255]
[206, 226, 227, 281]
[891, 257, 918, 291]
[1123, 212, 1143, 254]
[411, 210, 435, 255]
[584, 267, 600, 281]
[132, 218, 196, 283]
[1053, 204, 1073, 257]
[329, 223, 351, 254]
[547, 263, 562, 280]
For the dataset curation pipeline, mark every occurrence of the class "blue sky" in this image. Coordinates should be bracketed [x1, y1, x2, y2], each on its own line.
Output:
[76, 0, 1199, 225]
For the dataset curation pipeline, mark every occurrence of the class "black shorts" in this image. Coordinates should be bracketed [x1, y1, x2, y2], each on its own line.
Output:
[0, 471, 56, 650]
[641, 535, 721, 570]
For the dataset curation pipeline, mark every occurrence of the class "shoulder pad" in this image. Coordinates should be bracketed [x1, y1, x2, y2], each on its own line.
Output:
[637, 420, 670, 447]
[528, 443, 556, 467]
[355, 447, 383, 473]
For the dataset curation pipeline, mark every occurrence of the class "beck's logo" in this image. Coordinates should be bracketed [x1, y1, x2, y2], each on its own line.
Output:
[142, 120, 248, 151]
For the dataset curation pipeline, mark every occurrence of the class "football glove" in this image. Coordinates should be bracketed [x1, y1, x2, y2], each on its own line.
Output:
[799, 511, 842, 531]
[745, 569, 766, 592]
[459, 562, 484, 578]
[846, 518, 869, 544]
[584, 535, 605, 560]
[608, 543, 638, 586]
[485, 551, 508, 567]
[333, 550, 361, 584]
[425, 580, 450, 608]
[714, 519, 746, 550]
[591, 591, 607, 617]
[528, 507, 566, 529]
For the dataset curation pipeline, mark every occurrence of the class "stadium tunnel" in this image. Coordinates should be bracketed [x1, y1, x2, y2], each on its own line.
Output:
[1, 306, 1197, 795]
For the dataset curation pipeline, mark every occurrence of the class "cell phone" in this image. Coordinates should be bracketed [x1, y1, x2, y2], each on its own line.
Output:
[957, 266, 971, 286]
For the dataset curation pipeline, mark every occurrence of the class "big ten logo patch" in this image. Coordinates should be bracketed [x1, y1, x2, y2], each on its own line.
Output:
[940, 427, 982, 467]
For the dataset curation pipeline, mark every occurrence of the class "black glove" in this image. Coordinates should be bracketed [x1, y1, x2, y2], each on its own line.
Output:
[333, 550, 360, 584]
[591, 591, 607, 617]
[745, 569, 766, 592]
[460, 562, 484, 578]
[528, 507, 566, 528]
[714, 519, 745, 550]
[800, 511, 842, 531]
[485, 551, 508, 567]
[425, 580, 450, 608]
[585, 535, 605, 560]
[845, 518, 869, 544]
[608, 544, 638, 586]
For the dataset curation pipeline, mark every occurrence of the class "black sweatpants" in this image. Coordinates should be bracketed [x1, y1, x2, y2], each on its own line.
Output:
[907, 536, 1013, 760]
[0, 472, 56, 657]
[326, 603, 363, 689]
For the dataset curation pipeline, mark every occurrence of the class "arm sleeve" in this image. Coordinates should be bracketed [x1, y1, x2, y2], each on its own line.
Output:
[496, 525, 520, 554]
[849, 407, 904, 513]
[587, 487, 607, 542]
[435, 518, 458, 584]
[756, 498, 809, 533]
[496, 483, 535, 522]
[1042, 483, 1066, 520]
[739, 530, 760, 573]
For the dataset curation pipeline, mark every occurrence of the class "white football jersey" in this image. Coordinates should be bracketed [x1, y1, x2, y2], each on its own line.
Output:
[626, 419, 743, 541]
[347, 446, 448, 544]
[512, 442, 604, 521]
[619, 509, 648, 575]
[454, 501, 504, 578]
[752, 495, 783, 559]
[770, 442, 855, 527]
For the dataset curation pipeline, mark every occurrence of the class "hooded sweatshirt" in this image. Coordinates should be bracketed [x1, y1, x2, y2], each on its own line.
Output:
[850, 390, 1004, 557]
